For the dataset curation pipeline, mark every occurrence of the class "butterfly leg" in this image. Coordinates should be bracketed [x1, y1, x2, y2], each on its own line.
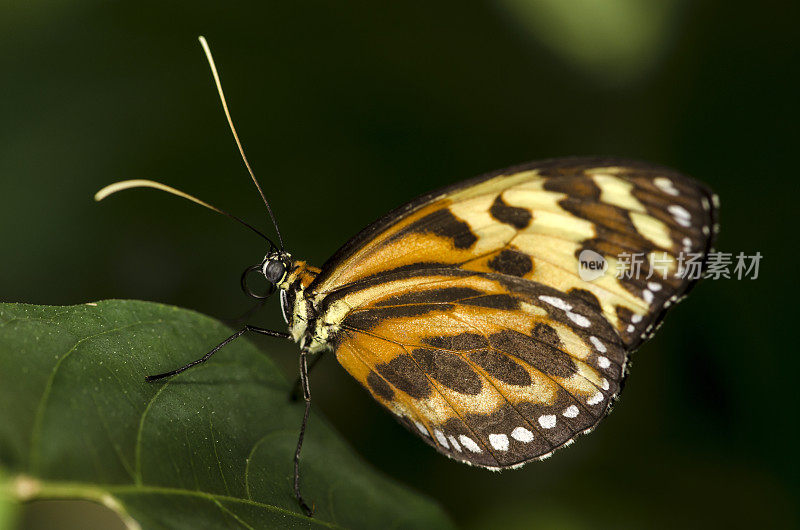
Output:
[294, 348, 314, 517]
[145, 325, 291, 382]
[289, 350, 326, 401]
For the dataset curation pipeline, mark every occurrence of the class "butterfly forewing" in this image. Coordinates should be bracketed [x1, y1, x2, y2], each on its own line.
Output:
[308, 157, 717, 467]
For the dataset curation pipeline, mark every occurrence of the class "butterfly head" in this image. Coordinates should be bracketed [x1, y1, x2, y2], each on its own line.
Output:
[262, 251, 292, 286]
[241, 250, 293, 299]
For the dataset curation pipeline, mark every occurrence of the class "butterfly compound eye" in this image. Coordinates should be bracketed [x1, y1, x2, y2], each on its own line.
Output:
[263, 259, 286, 284]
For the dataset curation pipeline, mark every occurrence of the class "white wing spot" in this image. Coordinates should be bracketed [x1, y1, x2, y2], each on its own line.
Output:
[627, 324, 635, 333]
[702, 225, 710, 235]
[598, 356, 611, 369]
[587, 391, 604, 405]
[563, 405, 579, 418]
[643, 289, 654, 304]
[602, 378, 610, 390]
[668, 204, 692, 227]
[712, 194, 720, 208]
[538, 415, 557, 429]
[647, 281, 662, 291]
[459, 435, 482, 453]
[511, 426, 534, 443]
[434, 429, 449, 449]
[567, 311, 591, 327]
[668, 204, 691, 219]
[589, 336, 607, 353]
[654, 177, 680, 196]
[489, 433, 509, 451]
[448, 435, 462, 452]
[415, 422, 429, 436]
[538, 295, 572, 311]
[701, 197, 710, 210]
[631, 314, 643, 323]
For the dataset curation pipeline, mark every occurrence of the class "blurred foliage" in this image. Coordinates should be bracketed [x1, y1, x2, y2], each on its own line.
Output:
[0, 301, 452, 529]
[0, 470, 19, 530]
[1, 0, 798, 528]
[496, 0, 687, 86]
[16, 500, 125, 530]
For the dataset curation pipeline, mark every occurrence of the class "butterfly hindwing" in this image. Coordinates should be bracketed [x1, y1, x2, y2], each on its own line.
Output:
[332, 271, 626, 467]
[307, 157, 717, 467]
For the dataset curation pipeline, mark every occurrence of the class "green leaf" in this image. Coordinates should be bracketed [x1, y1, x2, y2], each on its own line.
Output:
[0, 301, 453, 529]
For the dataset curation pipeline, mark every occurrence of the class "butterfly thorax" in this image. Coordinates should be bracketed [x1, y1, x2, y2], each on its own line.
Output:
[277, 260, 329, 350]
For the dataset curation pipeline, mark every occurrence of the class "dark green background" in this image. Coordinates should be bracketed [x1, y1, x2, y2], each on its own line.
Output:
[2, 1, 797, 528]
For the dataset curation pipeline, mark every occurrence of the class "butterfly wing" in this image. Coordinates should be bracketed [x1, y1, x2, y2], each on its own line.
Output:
[309, 157, 717, 467]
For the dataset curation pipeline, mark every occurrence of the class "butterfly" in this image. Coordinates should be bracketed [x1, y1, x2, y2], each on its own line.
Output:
[96, 37, 719, 517]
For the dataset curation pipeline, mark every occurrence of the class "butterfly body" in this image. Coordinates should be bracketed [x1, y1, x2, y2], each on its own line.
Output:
[263, 157, 718, 470]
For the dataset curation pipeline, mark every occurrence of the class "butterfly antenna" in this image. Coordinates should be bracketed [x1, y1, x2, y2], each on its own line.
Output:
[198, 36, 285, 250]
[95, 179, 278, 249]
